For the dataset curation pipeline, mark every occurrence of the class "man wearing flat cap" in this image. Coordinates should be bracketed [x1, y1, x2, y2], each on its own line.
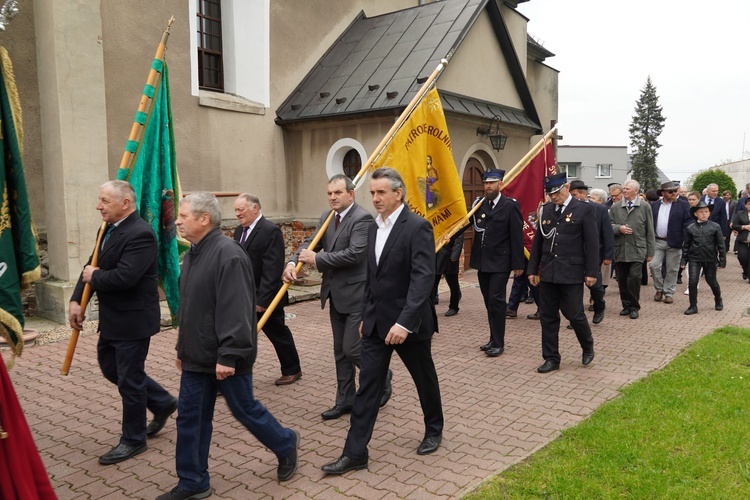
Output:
[527, 172, 598, 373]
[650, 181, 691, 305]
[470, 168, 525, 358]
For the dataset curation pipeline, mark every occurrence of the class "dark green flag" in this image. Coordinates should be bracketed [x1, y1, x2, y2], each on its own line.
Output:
[117, 60, 184, 325]
[0, 47, 40, 356]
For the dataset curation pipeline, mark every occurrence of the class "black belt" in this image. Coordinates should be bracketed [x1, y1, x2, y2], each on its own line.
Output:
[655, 237, 667, 240]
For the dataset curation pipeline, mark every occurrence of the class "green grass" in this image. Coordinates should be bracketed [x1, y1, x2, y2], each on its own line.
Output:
[465, 326, 750, 499]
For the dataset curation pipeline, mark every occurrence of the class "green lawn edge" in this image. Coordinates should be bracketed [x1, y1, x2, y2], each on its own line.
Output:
[464, 325, 750, 499]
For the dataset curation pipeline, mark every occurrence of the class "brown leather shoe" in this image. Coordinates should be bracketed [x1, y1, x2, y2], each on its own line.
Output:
[663, 296, 673, 304]
[275, 372, 302, 386]
[654, 291, 663, 301]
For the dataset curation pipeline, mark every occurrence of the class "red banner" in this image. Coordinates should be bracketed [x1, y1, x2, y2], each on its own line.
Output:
[501, 138, 556, 251]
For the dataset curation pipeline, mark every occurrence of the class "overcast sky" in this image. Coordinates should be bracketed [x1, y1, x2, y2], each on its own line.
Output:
[517, 0, 750, 183]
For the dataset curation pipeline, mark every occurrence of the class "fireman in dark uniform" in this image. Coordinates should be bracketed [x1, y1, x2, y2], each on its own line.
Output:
[469, 168, 525, 358]
[527, 172, 598, 373]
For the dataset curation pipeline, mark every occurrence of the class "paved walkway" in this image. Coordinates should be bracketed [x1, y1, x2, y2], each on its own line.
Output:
[8, 259, 750, 499]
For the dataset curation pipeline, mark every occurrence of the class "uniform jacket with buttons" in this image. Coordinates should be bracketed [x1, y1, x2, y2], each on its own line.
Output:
[469, 195, 525, 273]
[527, 197, 599, 284]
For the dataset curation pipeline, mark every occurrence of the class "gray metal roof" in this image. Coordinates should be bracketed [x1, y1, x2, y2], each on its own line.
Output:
[439, 90, 540, 129]
[276, 0, 488, 123]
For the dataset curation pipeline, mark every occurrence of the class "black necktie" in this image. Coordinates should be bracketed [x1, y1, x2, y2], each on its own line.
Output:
[488, 200, 494, 211]
[555, 205, 563, 216]
[240, 226, 250, 244]
[708, 198, 714, 206]
[627, 200, 633, 209]
[335, 214, 341, 230]
[102, 224, 115, 249]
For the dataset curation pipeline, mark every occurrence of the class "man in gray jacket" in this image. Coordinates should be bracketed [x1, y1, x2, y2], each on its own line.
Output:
[284, 175, 391, 421]
[610, 179, 655, 319]
[157, 192, 299, 500]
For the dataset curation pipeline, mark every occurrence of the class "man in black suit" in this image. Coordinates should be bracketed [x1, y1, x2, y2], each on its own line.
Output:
[704, 183, 729, 241]
[283, 175, 391, 421]
[322, 167, 443, 475]
[568, 180, 613, 324]
[650, 181, 692, 304]
[528, 173, 598, 373]
[469, 168, 525, 357]
[69, 180, 177, 465]
[722, 190, 736, 252]
[234, 194, 302, 386]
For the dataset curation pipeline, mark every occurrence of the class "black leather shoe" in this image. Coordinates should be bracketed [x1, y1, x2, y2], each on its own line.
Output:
[684, 306, 698, 315]
[444, 308, 458, 317]
[566, 324, 574, 329]
[619, 308, 631, 316]
[715, 298, 723, 311]
[527, 312, 540, 320]
[525, 296, 535, 304]
[537, 360, 560, 373]
[506, 309, 517, 318]
[480, 342, 492, 351]
[588, 304, 595, 311]
[629, 310, 639, 319]
[321, 455, 368, 475]
[417, 435, 442, 455]
[98, 442, 147, 465]
[156, 485, 212, 500]
[593, 312, 604, 324]
[278, 430, 300, 481]
[147, 398, 178, 438]
[380, 369, 393, 408]
[321, 405, 352, 420]
[582, 351, 595, 366]
[485, 347, 504, 357]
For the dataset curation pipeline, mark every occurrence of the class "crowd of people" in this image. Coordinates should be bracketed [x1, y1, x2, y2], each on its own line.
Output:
[66, 170, 741, 498]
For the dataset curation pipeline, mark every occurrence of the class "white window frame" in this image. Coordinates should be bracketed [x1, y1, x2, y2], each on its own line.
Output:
[189, 0, 270, 109]
[559, 162, 579, 178]
[596, 163, 612, 178]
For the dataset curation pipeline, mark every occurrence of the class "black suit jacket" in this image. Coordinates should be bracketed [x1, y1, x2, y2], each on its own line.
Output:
[591, 201, 614, 263]
[705, 196, 729, 236]
[651, 198, 692, 249]
[234, 216, 288, 310]
[469, 195, 525, 273]
[362, 205, 437, 341]
[528, 198, 599, 284]
[71, 211, 160, 340]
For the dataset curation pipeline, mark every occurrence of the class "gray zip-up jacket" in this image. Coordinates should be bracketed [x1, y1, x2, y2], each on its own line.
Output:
[177, 228, 258, 375]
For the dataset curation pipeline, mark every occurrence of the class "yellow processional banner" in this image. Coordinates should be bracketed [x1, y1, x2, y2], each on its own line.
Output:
[372, 87, 466, 244]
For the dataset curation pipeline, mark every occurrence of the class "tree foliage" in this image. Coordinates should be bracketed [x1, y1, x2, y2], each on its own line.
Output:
[629, 77, 666, 191]
[688, 169, 738, 199]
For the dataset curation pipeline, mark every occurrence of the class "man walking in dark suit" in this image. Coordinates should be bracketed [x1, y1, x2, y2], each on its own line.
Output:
[321, 167, 443, 475]
[568, 180, 613, 324]
[69, 180, 177, 465]
[234, 194, 302, 386]
[283, 175, 391, 421]
[722, 190, 736, 252]
[704, 183, 729, 244]
[650, 181, 692, 304]
[469, 168, 525, 357]
[528, 173, 598, 373]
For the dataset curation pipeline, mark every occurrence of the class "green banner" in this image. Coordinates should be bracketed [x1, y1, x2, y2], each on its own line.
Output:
[116, 62, 184, 325]
[0, 47, 40, 356]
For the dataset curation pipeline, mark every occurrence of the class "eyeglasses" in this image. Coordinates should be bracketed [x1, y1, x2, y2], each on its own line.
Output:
[663, 190, 676, 193]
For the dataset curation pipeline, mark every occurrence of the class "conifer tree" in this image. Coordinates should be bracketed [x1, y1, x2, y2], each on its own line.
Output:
[629, 77, 666, 190]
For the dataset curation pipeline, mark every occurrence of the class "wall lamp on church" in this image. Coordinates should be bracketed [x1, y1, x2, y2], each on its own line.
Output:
[476, 115, 507, 151]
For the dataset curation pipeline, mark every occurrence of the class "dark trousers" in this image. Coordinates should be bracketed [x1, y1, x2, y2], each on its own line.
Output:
[432, 273, 462, 311]
[508, 266, 539, 311]
[616, 261, 644, 311]
[343, 334, 443, 459]
[175, 370, 296, 492]
[477, 271, 510, 348]
[97, 336, 175, 446]
[538, 281, 594, 364]
[329, 298, 362, 406]
[687, 261, 722, 308]
[588, 269, 606, 314]
[258, 308, 301, 376]
[737, 242, 750, 279]
[725, 232, 732, 252]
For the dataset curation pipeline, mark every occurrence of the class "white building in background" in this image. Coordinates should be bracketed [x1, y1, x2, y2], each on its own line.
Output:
[557, 145, 629, 191]
[711, 159, 750, 195]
